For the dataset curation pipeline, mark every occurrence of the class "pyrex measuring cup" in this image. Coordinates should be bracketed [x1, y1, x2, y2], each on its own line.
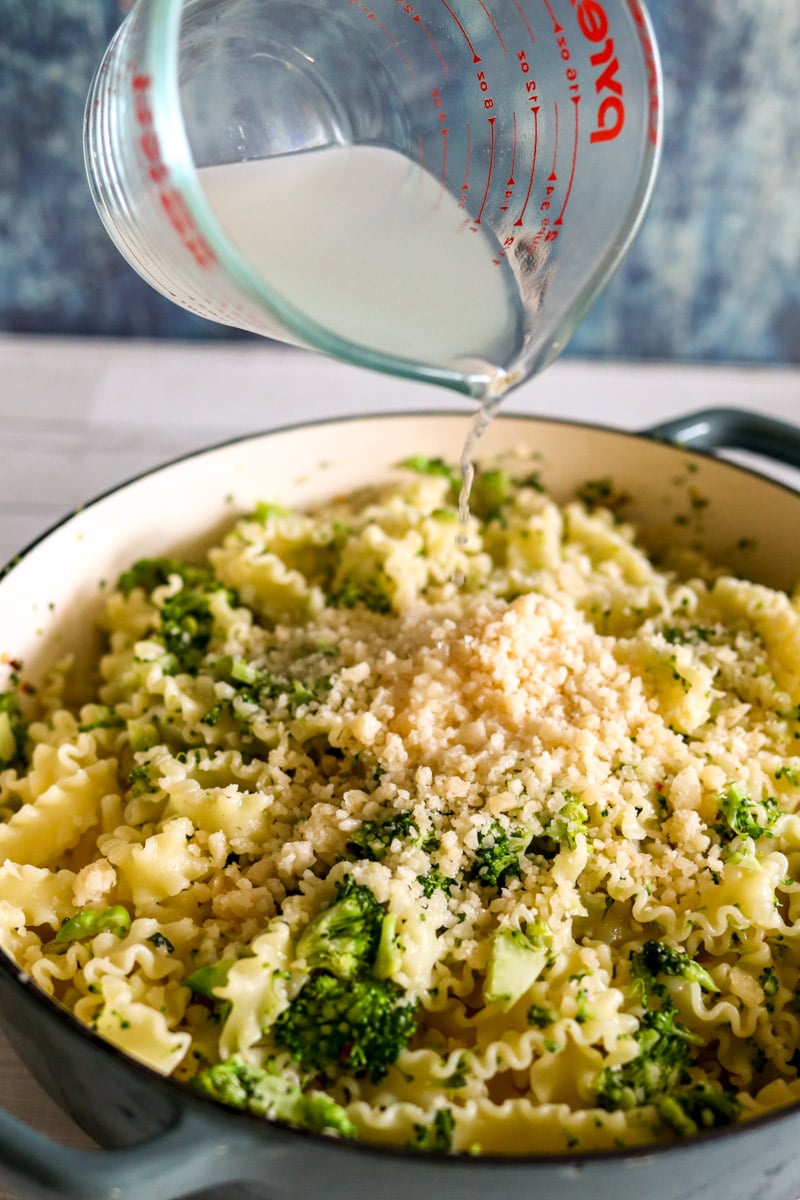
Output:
[85, 0, 662, 398]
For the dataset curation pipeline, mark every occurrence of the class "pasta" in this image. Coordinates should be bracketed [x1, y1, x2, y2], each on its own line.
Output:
[2, 452, 800, 1154]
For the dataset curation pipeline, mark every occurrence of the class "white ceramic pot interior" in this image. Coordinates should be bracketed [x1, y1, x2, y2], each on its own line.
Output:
[1, 412, 799, 699]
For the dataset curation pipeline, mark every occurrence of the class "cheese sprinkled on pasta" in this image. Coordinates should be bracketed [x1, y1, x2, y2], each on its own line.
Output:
[2, 457, 800, 1154]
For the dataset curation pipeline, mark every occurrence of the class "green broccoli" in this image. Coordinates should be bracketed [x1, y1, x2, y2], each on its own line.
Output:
[546, 797, 590, 850]
[528, 795, 589, 859]
[630, 940, 718, 1002]
[594, 1007, 700, 1112]
[409, 1108, 455, 1153]
[215, 656, 320, 711]
[0, 692, 27, 770]
[273, 972, 418, 1083]
[485, 920, 553, 1009]
[185, 958, 233, 999]
[715, 783, 778, 842]
[526, 1004, 558, 1029]
[55, 905, 131, 944]
[467, 821, 529, 889]
[469, 468, 512, 523]
[656, 1082, 740, 1137]
[159, 587, 217, 672]
[398, 456, 459, 498]
[117, 558, 214, 597]
[346, 810, 416, 862]
[193, 1055, 356, 1138]
[417, 866, 455, 898]
[296, 876, 385, 979]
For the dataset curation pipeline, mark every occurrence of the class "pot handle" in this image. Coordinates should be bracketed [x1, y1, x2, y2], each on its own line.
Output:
[646, 406, 800, 470]
[0, 1103, 267, 1200]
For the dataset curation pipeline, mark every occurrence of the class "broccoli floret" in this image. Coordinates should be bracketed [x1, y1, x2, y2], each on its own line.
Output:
[657, 1082, 740, 1137]
[417, 866, 455, 898]
[526, 1004, 558, 1029]
[329, 579, 392, 615]
[715, 783, 778, 842]
[467, 820, 529, 889]
[160, 588, 217, 672]
[117, 558, 214, 597]
[273, 972, 417, 1083]
[528, 795, 589, 859]
[594, 1007, 700, 1112]
[546, 796, 589, 850]
[409, 1108, 455, 1153]
[0, 692, 27, 770]
[630, 940, 718, 1002]
[193, 1055, 356, 1138]
[346, 810, 416, 862]
[55, 905, 131, 944]
[296, 876, 385, 979]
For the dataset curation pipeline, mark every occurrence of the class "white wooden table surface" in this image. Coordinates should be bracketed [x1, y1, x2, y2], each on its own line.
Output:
[0, 334, 798, 1195]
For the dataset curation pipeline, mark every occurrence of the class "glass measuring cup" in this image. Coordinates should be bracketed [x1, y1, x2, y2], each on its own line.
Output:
[85, 0, 662, 398]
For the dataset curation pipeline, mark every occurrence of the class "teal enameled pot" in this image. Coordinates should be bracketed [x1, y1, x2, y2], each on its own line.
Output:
[1, 407, 800, 1200]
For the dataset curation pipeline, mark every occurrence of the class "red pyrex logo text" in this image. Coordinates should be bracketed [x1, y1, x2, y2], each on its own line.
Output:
[570, 0, 625, 144]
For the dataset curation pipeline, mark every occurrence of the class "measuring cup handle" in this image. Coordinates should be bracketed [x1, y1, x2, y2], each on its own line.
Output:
[645, 407, 800, 471]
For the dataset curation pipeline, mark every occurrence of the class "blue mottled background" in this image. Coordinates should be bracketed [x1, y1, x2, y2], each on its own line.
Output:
[1, 0, 798, 363]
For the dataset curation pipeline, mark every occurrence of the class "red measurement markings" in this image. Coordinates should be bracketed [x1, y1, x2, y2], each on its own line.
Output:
[549, 99, 559, 183]
[514, 104, 539, 226]
[475, 115, 497, 224]
[439, 0, 481, 63]
[542, 0, 563, 34]
[457, 122, 472, 210]
[477, 0, 507, 50]
[431, 88, 449, 191]
[554, 91, 580, 226]
[395, 0, 448, 73]
[629, 0, 660, 145]
[513, 0, 536, 41]
[501, 111, 518, 211]
[345, 1, 416, 78]
[131, 75, 216, 270]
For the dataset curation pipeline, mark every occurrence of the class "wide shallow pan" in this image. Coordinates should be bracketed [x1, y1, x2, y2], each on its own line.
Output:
[2, 407, 800, 1200]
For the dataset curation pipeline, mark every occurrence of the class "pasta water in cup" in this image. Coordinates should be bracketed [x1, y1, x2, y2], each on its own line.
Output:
[85, 0, 662, 398]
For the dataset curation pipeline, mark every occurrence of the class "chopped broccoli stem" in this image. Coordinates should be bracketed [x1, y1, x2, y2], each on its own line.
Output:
[469, 468, 512, 522]
[185, 958, 233, 999]
[55, 906, 131, 944]
[273, 972, 417, 1084]
[193, 1056, 356, 1138]
[296, 876, 385, 979]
